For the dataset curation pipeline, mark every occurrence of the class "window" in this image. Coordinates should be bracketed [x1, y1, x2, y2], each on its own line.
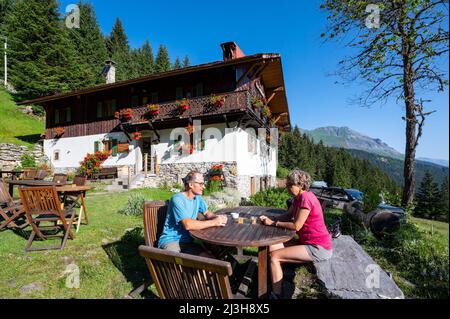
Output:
[151, 92, 159, 103]
[248, 132, 257, 154]
[111, 139, 118, 157]
[195, 83, 203, 97]
[176, 87, 183, 100]
[96, 99, 117, 119]
[54, 107, 71, 125]
[131, 95, 140, 107]
[54, 150, 60, 161]
[94, 141, 100, 152]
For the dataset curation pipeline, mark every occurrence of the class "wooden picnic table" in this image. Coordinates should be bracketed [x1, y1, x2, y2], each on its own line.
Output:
[5, 179, 69, 196]
[190, 206, 295, 299]
[57, 185, 93, 233]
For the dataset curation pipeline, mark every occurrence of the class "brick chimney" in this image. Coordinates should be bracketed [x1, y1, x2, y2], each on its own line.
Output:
[221, 42, 245, 61]
[101, 60, 116, 84]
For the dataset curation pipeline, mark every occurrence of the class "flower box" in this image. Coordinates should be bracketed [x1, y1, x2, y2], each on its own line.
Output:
[251, 97, 265, 109]
[118, 143, 130, 153]
[176, 99, 190, 112]
[123, 108, 133, 120]
[133, 132, 142, 141]
[261, 106, 272, 118]
[147, 104, 160, 116]
[53, 127, 65, 137]
[210, 94, 227, 108]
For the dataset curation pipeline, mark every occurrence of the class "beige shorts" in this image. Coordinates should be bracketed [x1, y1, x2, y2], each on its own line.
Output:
[305, 244, 332, 262]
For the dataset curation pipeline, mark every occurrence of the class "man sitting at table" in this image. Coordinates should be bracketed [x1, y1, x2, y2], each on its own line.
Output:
[158, 171, 227, 257]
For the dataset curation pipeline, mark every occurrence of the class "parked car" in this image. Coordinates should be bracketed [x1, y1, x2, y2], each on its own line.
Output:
[344, 189, 406, 218]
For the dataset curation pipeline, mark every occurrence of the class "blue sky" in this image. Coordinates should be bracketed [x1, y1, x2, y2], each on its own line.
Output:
[60, 0, 449, 160]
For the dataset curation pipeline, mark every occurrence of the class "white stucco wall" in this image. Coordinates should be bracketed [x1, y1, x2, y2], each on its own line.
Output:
[44, 124, 278, 178]
[44, 132, 139, 169]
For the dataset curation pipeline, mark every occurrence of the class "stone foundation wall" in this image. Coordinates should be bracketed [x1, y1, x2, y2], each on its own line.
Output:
[0, 143, 46, 169]
[143, 162, 239, 189]
[142, 161, 276, 199]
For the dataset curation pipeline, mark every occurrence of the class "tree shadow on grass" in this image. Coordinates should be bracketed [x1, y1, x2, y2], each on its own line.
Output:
[102, 227, 158, 299]
[15, 134, 43, 145]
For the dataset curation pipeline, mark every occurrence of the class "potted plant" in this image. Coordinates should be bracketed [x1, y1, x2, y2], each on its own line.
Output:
[148, 104, 160, 116]
[210, 94, 227, 108]
[176, 99, 190, 112]
[186, 124, 194, 135]
[53, 127, 65, 138]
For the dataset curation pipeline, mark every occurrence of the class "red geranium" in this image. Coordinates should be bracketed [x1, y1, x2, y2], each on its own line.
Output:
[176, 99, 190, 112]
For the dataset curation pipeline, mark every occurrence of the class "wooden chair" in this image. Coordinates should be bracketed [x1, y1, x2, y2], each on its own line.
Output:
[126, 201, 168, 298]
[52, 174, 68, 185]
[22, 168, 37, 180]
[18, 186, 76, 252]
[143, 201, 168, 247]
[73, 176, 87, 186]
[0, 179, 26, 230]
[139, 245, 234, 299]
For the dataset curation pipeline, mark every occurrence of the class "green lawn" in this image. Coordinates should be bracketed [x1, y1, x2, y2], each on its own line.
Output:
[0, 188, 172, 299]
[0, 89, 45, 147]
[410, 216, 449, 240]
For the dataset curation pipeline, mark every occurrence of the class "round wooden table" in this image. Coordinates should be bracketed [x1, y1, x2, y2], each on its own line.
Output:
[190, 206, 295, 299]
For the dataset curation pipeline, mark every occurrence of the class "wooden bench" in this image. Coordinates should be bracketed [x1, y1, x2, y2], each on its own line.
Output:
[92, 167, 118, 180]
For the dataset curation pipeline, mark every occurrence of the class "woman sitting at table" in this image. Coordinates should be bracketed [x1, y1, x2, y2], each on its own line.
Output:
[259, 169, 332, 299]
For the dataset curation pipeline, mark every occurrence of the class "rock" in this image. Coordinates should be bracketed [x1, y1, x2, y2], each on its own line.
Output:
[20, 283, 43, 295]
[62, 256, 75, 265]
[314, 235, 404, 299]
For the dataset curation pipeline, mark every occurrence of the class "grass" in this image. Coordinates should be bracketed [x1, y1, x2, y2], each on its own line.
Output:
[0, 88, 45, 147]
[0, 188, 172, 299]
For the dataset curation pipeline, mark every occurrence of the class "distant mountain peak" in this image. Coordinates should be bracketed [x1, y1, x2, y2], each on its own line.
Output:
[302, 126, 448, 167]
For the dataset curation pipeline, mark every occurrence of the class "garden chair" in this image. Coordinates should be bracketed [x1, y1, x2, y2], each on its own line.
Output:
[126, 201, 168, 298]
[143, 201, 168, 247]
[139, 245, 234, 299]
[0, 179, 27, 230]
[52, 174, 68, 185]
[73, 176, 87, 186]
[22, 168, 37, 180]
[18, 186, 77, 252]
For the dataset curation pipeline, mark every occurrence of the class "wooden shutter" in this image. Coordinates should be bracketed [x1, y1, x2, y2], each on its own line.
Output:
[94, 141, 100, 152]
[111, 139, 119, 157]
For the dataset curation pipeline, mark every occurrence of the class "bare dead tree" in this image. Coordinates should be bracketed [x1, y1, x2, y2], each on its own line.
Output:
[320, 0, 449, 206]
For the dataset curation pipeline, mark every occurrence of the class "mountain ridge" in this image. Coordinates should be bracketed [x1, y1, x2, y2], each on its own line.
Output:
[302, 126, 448, 167]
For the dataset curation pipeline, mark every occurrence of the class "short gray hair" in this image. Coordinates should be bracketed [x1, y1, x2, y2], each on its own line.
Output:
[286, 169, 312, 191]
[183, 171, 203, 190]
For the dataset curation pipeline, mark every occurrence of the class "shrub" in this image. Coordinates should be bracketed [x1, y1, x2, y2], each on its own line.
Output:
[31, 105, 45, 117]
[119, 193, 146, 216]
[249, 188, 291, 209]
[277, 166, 290, 179]
[204, 180, 222, 195]
[20, 154, 36, 168]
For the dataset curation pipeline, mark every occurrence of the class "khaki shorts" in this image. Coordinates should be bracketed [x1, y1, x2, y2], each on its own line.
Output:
[305, 244, 332, 262]
[160, 241, 206, 256]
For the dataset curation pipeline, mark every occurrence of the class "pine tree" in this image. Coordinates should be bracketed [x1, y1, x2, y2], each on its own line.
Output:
[4, 0, 81, 100]
[155, 45, 171, 73]
[415, 171, 441, 219]
[182, 55, 190, 67]
[67, 1, 108, 88]
[173, 57, 182, 69]
[106, 18, 131, 81]
[439, 176, 449, 222]
[140, 40, 154, 75]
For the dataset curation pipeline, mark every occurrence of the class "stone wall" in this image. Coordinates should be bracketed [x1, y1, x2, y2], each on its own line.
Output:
[143, 161, 276, 199]
[0, 143, 46, 169]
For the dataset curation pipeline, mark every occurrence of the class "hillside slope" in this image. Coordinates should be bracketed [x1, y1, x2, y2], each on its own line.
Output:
[0, 89, 45, 147]
[348, 149, 449, 188]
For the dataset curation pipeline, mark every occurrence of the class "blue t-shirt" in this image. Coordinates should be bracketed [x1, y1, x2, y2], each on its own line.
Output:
[158, 193, 208, 248]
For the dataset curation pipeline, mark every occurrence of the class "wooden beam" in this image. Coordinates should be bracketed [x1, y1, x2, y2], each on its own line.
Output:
[236, 64, 260, 87]
[266, 86, 285, 104]
[272, 112, 288, 125]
